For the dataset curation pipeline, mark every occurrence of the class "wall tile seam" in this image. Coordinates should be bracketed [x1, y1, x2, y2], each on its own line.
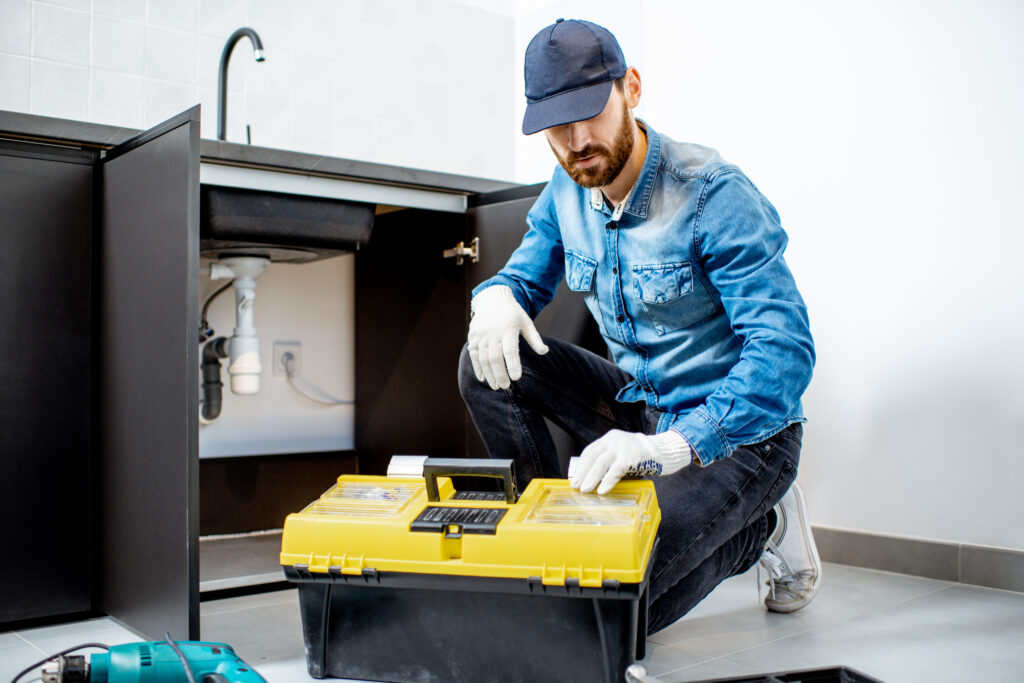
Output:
[31, 0, 89, 16]
[25, 54, 89, 71]
[90, 8, 144, 22]
[139, 73, 203, 87]
[144, 3, 199, 33]
[26, 52, 97, 68]
[91, 15, 146, 29]
[0, 50, 33, 60]
[86, 65, 149, 79]
[195, 2, 251, 41]
[27, 0, 33, 106]
[146, 24, 199, 39]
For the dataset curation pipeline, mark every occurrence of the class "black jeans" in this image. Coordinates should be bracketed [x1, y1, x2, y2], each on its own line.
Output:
[458, 335, 801, 634]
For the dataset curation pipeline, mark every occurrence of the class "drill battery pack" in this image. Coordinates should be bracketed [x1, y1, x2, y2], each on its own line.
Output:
[280, 458, 661, 683]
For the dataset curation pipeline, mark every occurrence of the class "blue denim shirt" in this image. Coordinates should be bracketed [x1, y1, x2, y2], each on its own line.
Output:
[474, 121, 815, 465]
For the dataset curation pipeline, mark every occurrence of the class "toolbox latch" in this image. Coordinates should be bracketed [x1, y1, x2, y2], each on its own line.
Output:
[410, 506, 507, 535]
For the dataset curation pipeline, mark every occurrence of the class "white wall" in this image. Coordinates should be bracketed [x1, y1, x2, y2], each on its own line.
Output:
[198, 255, 355, 458]
[0, 0, 517, 180]
[638, 0, 1024, 550]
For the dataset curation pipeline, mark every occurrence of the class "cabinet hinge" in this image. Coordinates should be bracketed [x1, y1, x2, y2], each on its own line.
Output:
[442, 236, 479, 265]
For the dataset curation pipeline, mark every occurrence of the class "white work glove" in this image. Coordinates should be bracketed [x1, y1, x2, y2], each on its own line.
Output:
[570, 429, 692, 495]
[467, 285, 549, 390]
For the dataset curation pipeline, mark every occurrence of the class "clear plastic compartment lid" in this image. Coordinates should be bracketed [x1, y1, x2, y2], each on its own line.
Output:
[305, 481, 421, 518]
[523, 487, 651, 527]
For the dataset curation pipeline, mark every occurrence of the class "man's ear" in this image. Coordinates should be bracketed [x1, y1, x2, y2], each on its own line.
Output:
[624, 66, 642, 109]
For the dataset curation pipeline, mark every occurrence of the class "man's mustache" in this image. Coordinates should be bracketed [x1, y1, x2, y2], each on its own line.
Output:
[566, 145, 608, 163]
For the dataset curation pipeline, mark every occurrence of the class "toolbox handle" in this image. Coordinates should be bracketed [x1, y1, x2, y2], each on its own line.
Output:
[422, 458, 518, 504]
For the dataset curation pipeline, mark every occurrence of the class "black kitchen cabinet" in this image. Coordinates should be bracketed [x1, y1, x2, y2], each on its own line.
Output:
[1, 108, 201, 639]
[0, 140, 95, 626]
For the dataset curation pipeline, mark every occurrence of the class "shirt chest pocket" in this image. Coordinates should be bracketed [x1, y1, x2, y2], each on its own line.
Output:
[632, 262, 717, 334]
[565, 250, 597, 292]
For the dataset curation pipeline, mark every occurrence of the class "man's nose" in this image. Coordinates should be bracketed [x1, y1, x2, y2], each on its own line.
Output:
[567, 121, 593, 152]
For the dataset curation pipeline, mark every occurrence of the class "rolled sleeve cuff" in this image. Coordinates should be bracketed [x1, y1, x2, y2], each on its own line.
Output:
[667, 407, 732, 466]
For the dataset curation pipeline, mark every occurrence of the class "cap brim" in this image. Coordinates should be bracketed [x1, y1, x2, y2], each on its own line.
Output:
[522, 79, 614, 135]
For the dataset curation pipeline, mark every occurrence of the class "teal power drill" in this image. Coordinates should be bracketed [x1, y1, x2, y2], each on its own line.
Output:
[35, 639, 266, 683]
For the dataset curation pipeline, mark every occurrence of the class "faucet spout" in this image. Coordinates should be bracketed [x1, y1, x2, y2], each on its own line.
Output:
[217, 27, 265, 141]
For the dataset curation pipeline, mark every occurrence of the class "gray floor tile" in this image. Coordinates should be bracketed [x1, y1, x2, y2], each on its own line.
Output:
[15, 616, 123, 642]
[17, 617, 143, 654]
[201, 586, 301, 616]
[0, 630, 32, 648]
[649, 562, 953, 661]
[255, 658, 373, 683]
[3, 619, 142, 682]
[0, 638, 47, 682]
[663, 657, 762, 682]
[722, 584, 1024, 682]
[200, 589, 307, 669]
[637, 641, 712, 677]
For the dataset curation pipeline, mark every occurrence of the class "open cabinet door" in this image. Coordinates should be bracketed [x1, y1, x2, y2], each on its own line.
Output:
[465, 184, 606, 463]
[96, 107, 201, 639]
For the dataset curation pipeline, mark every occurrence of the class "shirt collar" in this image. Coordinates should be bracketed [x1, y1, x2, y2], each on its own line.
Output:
[586, 119, 660, 221]
[590, 186, 633, 220]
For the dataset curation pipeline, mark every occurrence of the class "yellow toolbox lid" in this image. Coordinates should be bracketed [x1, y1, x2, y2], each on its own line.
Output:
[280, 459, 661, 587]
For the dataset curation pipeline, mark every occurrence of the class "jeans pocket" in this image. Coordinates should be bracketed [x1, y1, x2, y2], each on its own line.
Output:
[769, 422, 803, 451]
[631, 262, 717, 334]
[742, 456, 797, 529]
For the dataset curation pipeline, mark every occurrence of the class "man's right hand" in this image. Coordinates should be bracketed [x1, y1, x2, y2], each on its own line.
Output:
[467, 285, 549, 390]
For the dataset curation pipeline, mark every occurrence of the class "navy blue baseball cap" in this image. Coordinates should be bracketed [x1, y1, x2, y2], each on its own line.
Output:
[522, 19, 627, 135]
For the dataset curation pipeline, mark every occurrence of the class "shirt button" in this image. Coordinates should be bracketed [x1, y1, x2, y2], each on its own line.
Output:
[606, 222, 617, 230]
[612, 267, 618, 274]
[616, 315, 625, 323]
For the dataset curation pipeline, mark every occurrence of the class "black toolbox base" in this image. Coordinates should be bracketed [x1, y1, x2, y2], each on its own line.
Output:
[294, 577, 647, 683]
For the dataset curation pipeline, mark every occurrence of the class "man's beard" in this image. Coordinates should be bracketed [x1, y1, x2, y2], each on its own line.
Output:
[551, 102, 635, 188]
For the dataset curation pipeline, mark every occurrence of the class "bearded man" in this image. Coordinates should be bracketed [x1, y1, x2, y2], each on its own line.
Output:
[459, 19, 820, 633]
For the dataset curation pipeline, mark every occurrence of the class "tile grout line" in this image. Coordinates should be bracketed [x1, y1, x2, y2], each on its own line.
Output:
[13, 631, 48, 656]
[201, 597, 299, 617]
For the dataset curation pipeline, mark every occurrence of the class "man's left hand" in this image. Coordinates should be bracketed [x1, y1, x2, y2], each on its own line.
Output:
[570, 430, 693, 495]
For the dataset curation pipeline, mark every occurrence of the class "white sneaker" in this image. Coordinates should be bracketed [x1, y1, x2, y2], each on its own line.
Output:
[758, 481, 821, 612]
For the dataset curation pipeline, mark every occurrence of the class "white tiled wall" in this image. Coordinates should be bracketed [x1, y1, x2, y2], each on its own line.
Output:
[2, 0, 517, 181]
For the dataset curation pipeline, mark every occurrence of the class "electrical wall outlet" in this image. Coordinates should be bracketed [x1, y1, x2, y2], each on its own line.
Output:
[273, 341, 302, 377]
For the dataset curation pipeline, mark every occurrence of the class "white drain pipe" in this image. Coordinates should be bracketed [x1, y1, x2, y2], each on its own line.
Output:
[209, 256, 269, 395]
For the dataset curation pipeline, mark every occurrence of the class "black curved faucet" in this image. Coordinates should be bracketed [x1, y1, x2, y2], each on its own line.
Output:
[217, 27, 265, 141]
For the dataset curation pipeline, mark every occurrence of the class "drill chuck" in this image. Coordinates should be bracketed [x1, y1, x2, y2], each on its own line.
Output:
[41, 655, 88, 683]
